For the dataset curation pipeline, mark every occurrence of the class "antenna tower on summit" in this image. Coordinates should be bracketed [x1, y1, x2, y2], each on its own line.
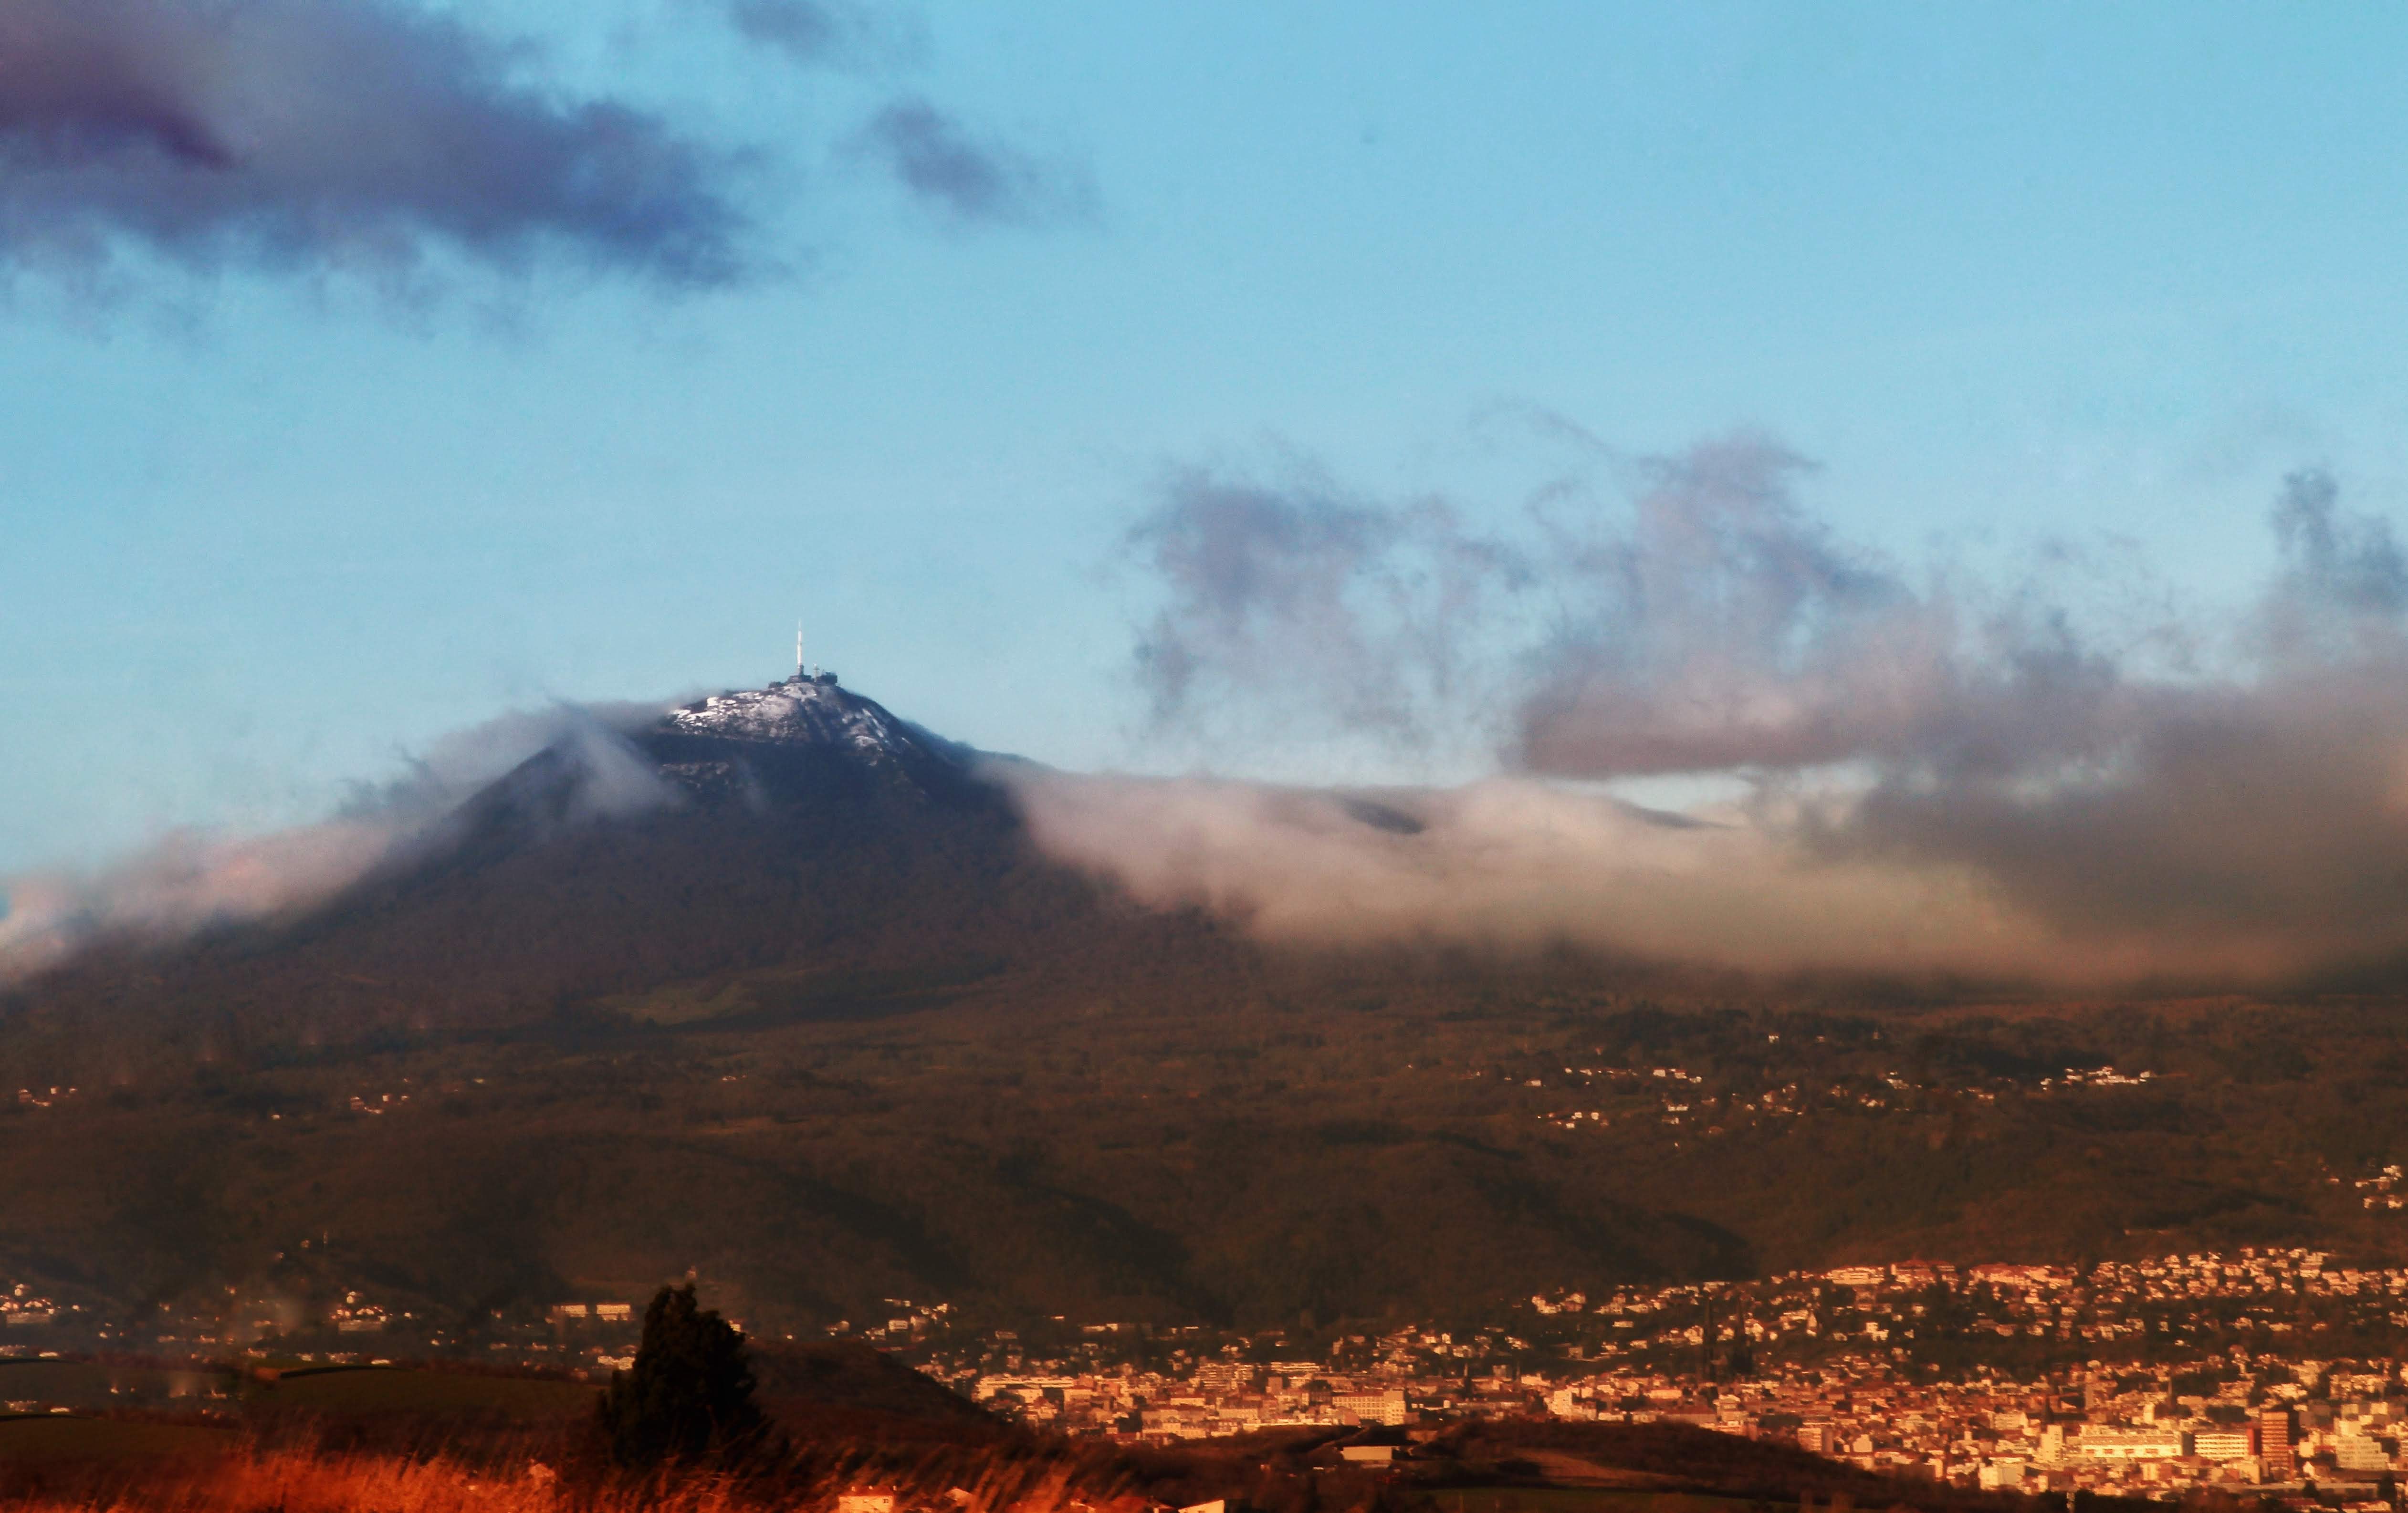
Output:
[791, 622, 827, 682]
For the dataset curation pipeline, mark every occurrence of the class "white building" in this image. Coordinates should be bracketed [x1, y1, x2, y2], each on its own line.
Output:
[1333, 1389, 1409, 1426]
[1978, 1459, 2028, 1490]
[2070, 1428, 2186, 1462]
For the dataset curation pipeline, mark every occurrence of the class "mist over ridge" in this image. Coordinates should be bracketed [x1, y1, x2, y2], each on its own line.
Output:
[1046, 435, 2408, 986]
[11, 432, 2408, 991]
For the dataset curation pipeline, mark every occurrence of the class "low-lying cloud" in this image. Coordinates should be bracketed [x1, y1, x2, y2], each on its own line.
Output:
[0, 705, 671, 983]
[1038, 439, 2408, 985]
[19, 433, 2407, 991]
[1007, 771, 2191, 981]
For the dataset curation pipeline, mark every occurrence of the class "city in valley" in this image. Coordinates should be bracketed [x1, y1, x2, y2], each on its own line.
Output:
[15, 1247, 2408, 1499]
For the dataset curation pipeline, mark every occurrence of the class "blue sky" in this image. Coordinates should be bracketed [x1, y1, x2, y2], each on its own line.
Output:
[7, 1, 2408, 876]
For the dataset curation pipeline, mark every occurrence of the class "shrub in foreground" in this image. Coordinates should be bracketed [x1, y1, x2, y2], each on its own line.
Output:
[596, 1283, 765, 1467]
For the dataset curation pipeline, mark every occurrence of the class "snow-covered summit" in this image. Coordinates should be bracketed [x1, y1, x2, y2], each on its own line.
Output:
[662, 671, 942, 767]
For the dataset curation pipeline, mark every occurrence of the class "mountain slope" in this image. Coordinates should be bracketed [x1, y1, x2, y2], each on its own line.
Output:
[0, 673, 1754, 1328]
[6, 672, 1084, 1043]
[1, 674, 2404, 1341]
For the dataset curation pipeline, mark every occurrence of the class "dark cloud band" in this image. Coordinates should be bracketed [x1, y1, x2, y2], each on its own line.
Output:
[1093, 439, 2408, 984]
[0, 0, 756, 286]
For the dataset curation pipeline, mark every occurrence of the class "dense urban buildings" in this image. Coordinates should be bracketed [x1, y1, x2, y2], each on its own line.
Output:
[14, 1246, 2408, 1497]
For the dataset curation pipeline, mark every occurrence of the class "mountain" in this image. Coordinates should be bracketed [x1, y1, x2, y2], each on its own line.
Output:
[659, 671, 974, 780]
[13, 670, 1072, 1041]
[2, 672, 2406, 1344]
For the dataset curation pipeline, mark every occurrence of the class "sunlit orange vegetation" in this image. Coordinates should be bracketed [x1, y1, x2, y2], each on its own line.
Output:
[0, 1438, 1131, 1513]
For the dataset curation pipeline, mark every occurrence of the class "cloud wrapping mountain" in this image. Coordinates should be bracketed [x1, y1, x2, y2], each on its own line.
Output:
[1006, 769, 2090, 978]
[1041, 442, 2408, 984]
[0, 706, 670, 983]
[14, 435, 2408, 990]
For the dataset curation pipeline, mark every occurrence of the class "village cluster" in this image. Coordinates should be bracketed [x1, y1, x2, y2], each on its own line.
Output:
[14, 1247, 2408, 1497]
[1515, 1057, 2177, 1140]
[920, 1249, 2408, 1497]
[0, 1283, 57, 1330]
[957, 1345, 2404, 1498]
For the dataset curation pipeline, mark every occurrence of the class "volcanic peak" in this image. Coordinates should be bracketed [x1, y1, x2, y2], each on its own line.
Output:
[662, 670, 944, 768]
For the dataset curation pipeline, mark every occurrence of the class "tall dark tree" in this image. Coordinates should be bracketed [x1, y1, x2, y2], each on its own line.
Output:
[597, 1283, 764, 1466]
